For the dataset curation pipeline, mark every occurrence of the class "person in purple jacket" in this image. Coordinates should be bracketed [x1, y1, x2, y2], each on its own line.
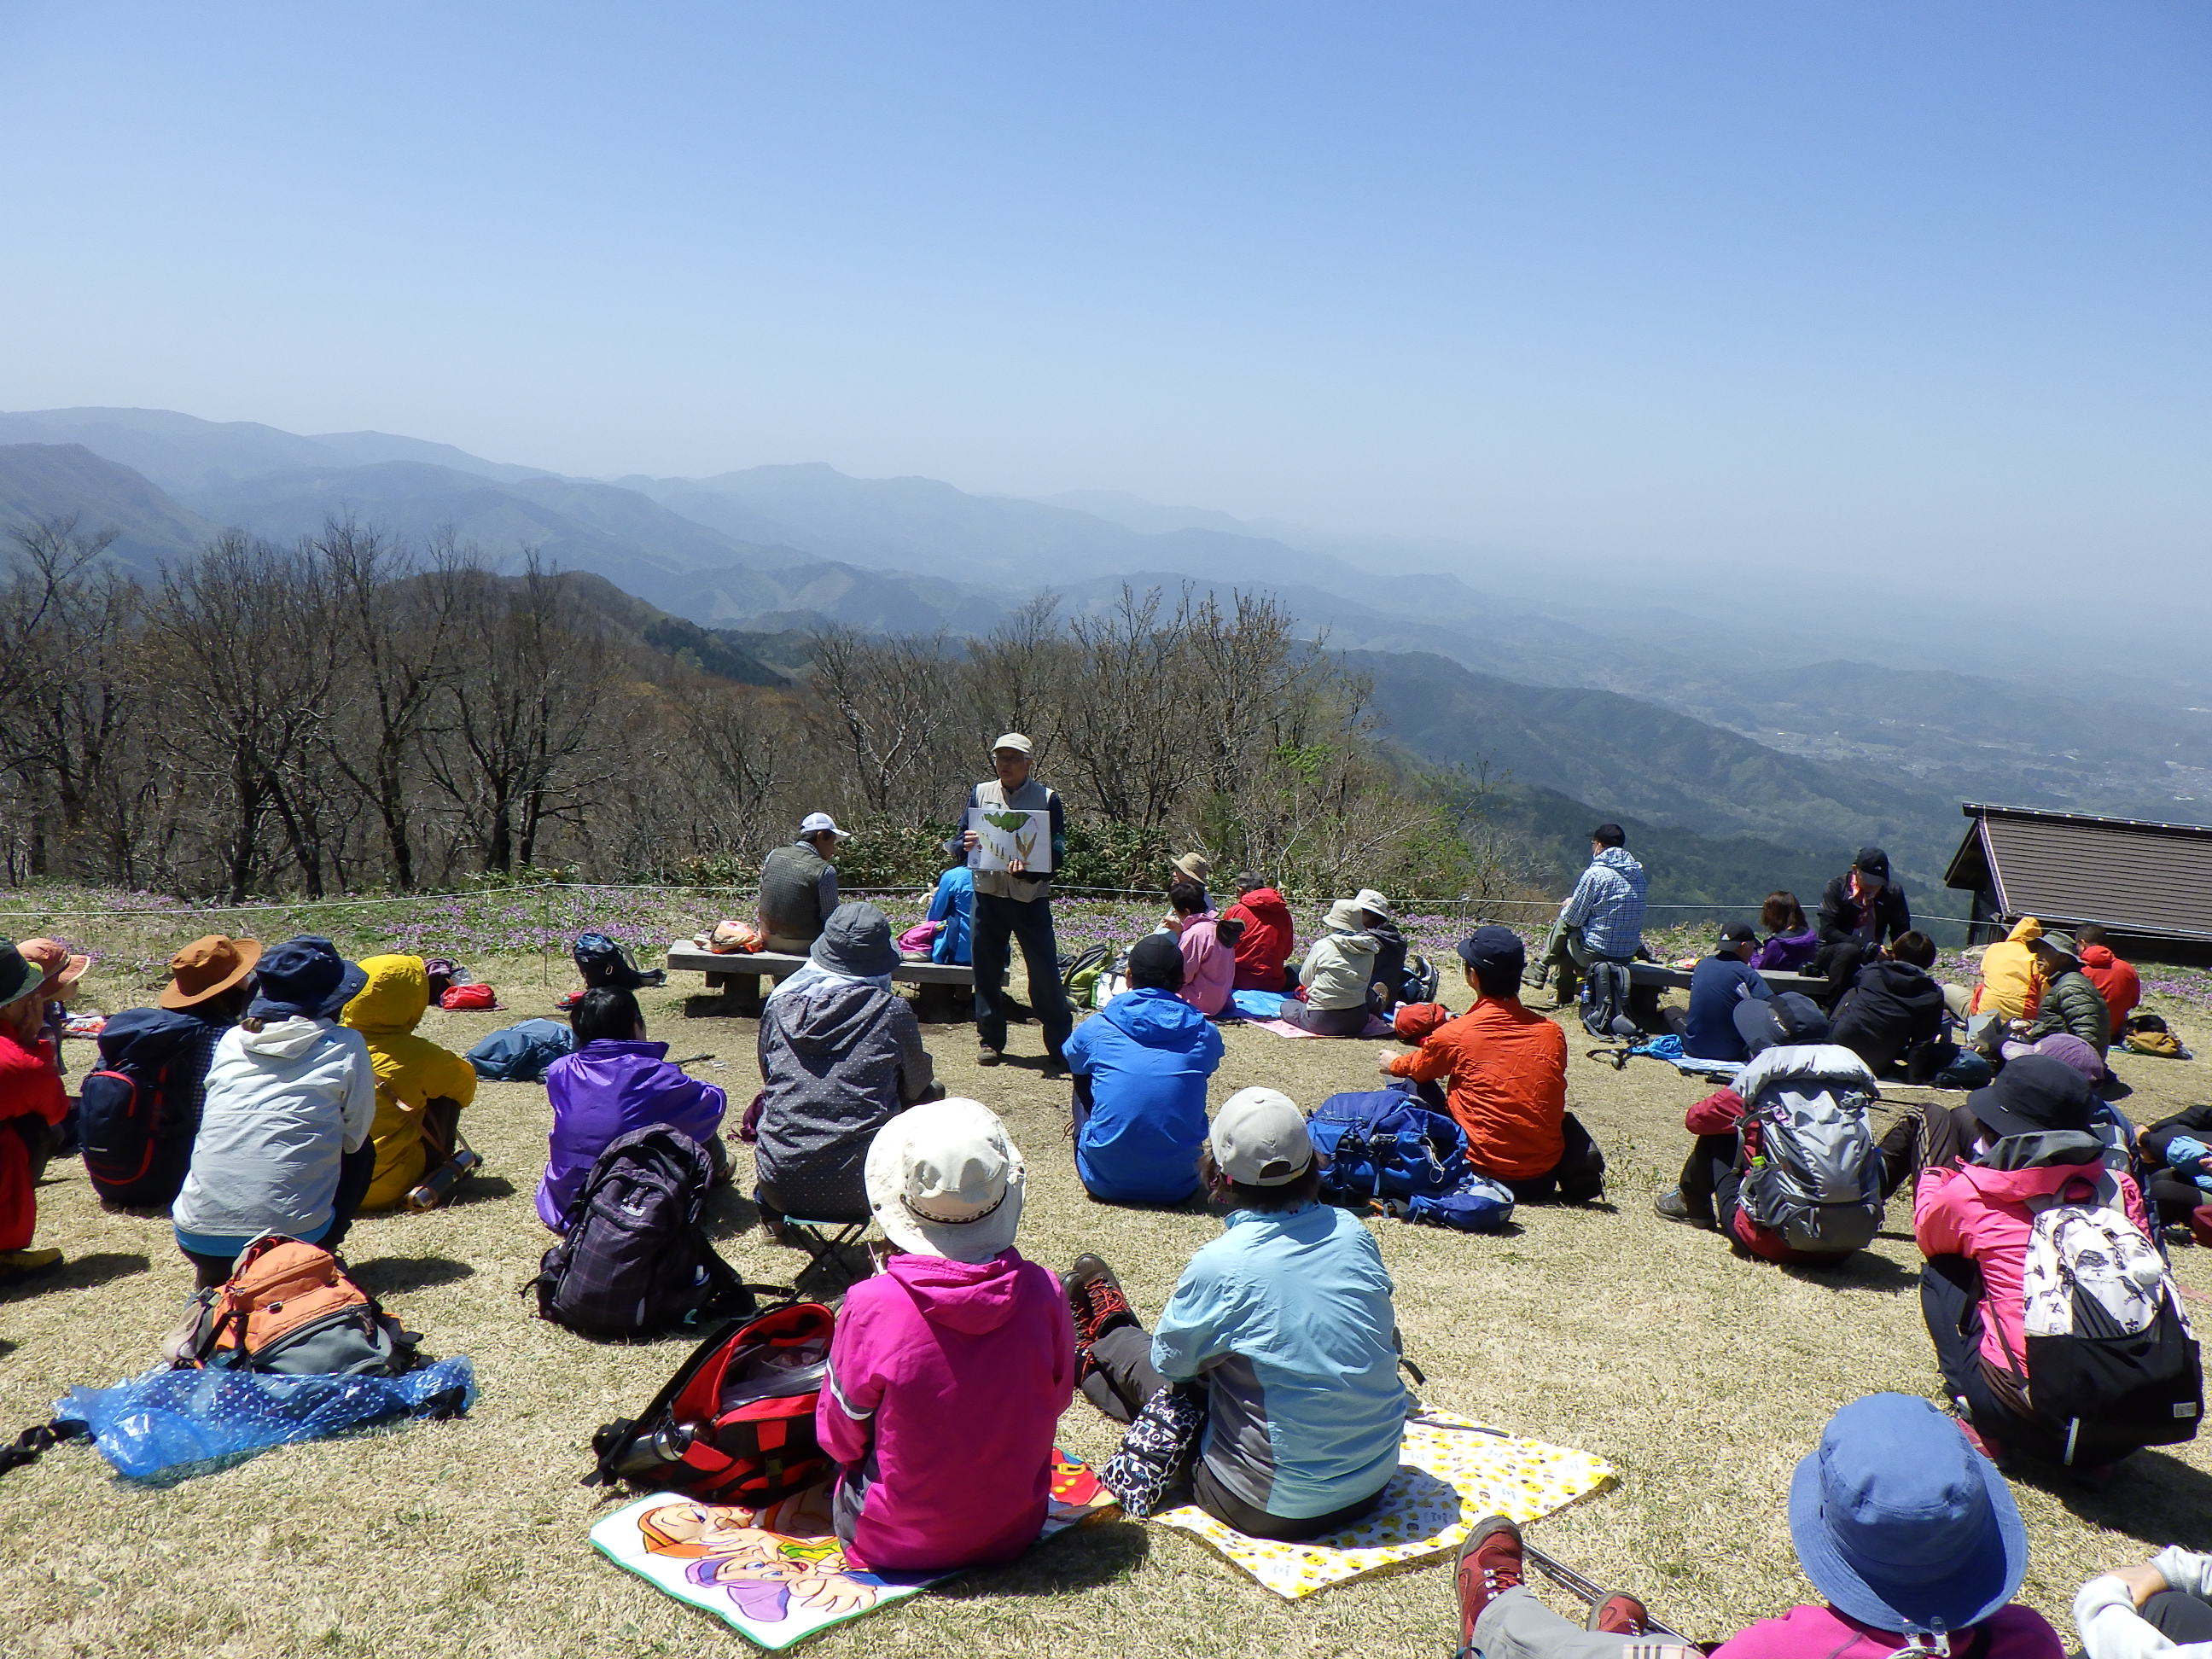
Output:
[1749, 892, 1820, 972]
[535, 988, 728, 1229]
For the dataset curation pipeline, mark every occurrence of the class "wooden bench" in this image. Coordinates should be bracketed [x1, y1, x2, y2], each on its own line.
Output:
[1627, 963, 1828, 997]
[663, 943, 975, 1022]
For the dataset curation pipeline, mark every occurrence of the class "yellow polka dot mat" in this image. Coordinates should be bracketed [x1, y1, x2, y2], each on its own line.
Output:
[1150, 1409, 1616, 1600]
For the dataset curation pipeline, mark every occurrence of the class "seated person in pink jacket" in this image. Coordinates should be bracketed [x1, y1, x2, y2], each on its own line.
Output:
[1167, 881, 1236, 1018]
[817, 1097, 1074, 1573]
[1454, 1393, 2059, 1659]
[1915, 1054, 2158, 1470]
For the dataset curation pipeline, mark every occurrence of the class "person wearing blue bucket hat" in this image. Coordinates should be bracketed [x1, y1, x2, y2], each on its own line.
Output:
[171, 937, 379, 1286]
[1452, 1393, 2060, 1659]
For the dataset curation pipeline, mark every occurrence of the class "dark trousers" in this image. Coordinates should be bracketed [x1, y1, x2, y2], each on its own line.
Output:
[1812, 938, 1876, 1000]
[1676, 1133, 1745, 1232]
[2145, 1592, 2212, 1644]
[2141, 1103, 2212, 1225]
[1278, 1000, 1370, 1036]
[182, 1140, 379, 1289]
[972, 892, 1073, 1057]
[1876, 1100, 1982, 1200]
[1495, 1113, 1605, 1204]
[1085, 1318, 1386, 1541]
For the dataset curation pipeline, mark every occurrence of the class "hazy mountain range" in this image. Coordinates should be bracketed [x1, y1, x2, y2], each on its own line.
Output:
[4, 403, 2204, 909]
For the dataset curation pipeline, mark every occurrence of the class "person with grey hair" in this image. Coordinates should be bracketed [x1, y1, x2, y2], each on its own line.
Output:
[756, 812, 847, 952]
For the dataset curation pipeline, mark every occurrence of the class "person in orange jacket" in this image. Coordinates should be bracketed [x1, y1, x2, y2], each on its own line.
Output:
[0, 939, 70, 1279]
[1379, 928, 1603, 1202]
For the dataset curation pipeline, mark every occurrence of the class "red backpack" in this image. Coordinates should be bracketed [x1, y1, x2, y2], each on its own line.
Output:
[584, 1301, 832, 1506]
[439, 983, 499, 1011]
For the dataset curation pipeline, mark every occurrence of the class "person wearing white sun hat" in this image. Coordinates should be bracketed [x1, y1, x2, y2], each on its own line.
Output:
[1065, 1087, 1408, 1540]
[814, 1099, 1073, 1574]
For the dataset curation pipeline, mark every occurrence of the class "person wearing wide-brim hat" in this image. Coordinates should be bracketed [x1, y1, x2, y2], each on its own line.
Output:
[170, 937, 379, 1287]
[1916, 1053, 2159, 1468]
[753, 903, 939, 1236]
[2011, 930, 2115, 1058]
[0, 938, 71, 1279]
[1277, 898, 1383, 1035]
[1454, 1393, 2056, 1659]
[814, 1098, 1071, 1574]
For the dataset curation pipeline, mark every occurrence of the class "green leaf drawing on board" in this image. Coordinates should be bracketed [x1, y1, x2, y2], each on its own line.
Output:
[982, 812, 1028, 834]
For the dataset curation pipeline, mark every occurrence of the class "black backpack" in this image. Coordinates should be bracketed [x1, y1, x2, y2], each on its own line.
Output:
[79, 1008, 217, 1208]
[530, 1126, 755, 1339]
[1400, 954, 1441, 1007]
[573, 932, 665, 992]
[1580, 960, 1638, 1041]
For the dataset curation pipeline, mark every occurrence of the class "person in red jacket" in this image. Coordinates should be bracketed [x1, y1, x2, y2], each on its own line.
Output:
[0, 940, 70, 1279]
[1381, 928, 1603, 1202]
[1223, 874, 1295, 992]
[2075, 924, 2141, 1035]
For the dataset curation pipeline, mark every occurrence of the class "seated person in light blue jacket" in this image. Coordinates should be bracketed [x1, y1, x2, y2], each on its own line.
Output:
[1062, 934, 1224, 1205]
[1064, 1087, 1408, 1541]
[924, 861, 975, 967]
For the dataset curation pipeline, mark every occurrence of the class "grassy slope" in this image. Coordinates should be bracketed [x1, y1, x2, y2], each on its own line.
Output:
[6, 952, 2212, 1659]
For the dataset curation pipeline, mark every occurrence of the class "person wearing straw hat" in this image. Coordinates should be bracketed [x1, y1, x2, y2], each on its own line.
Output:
[958, 732, 1074, 1073]
[170, 937, 377, 1286]
[1353, 888, 1408, 1015]
[1453, 1393, 2059, 1659]
[0, 938, 70, 1279]
[1066, 1088, 1408, 1540]
[1278, 898, 1382, 1035]
[814, 1098, 1072, 1572]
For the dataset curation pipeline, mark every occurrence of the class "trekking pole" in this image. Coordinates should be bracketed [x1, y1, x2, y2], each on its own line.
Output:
[1522, 1541, 1697, 1645]
[668, 1052, 715, 1068]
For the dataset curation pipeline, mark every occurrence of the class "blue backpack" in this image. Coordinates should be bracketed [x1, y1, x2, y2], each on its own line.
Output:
[1307, 1086, 1514, 1232]
[466, 1018, 577, 1083]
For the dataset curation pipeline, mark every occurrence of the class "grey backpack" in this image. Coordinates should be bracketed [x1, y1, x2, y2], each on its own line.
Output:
[1736, 1045, 1886, 1256]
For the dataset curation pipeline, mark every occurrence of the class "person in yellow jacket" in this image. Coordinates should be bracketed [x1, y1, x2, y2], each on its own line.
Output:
[1970, 917, 2047, 1024]
[340, 955, 477, 1211]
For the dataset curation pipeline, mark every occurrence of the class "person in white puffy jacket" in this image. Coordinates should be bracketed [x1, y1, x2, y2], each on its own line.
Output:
[172, 937, 376, 1286]
[2077, 1549, 2212, 1658]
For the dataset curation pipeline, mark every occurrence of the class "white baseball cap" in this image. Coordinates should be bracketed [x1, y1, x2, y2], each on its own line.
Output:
[1209, 1087, 1313, 1187]
[799, 812, 847, 839]
[990, 732, 1033, 756]
[865, 1098, 1026, 1263]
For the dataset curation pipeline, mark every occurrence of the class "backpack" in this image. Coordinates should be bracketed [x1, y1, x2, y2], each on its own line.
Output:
[585, 1301, 835, 1505]
[531, 1126, 757, 1340]
[175, 1235, 418, 1377]
[79, 1008, 212, 1208]
[1580, 960, 1638, 1041]
[1309, 1086, 1469, 1204]
[439, 982, 499, 1011]
[1400, 954, 1441, 1008]
[1734, 1045, 1886, 1258]
[466, 1017, 575, 1083]
[2012, 1183, 2202, 1460]
[573, 932, 664, 992]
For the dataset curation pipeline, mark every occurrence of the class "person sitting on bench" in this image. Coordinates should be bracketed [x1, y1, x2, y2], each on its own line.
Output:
[1381, 928, 1603, 1203]
[1533, 823, 1646, 1006]
[1813, 847, 1912, 1000]
[2076, 1547, 2212, 1659]
[1453, 1392, 2060, 1659]
[1065, 1088, 1408, 1541]
[753, 903, 938, 1237]
[1062, 934, 1224, 1207]
[1678, 923, 1773, 1062]
[756, 812, 845, 953]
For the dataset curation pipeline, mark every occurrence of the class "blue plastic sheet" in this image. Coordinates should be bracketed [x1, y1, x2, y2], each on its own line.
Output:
[55, 1358, 474, 1481]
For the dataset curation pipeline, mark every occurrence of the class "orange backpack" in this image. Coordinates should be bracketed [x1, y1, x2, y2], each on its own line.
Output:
[178, 1236, 416, 1377]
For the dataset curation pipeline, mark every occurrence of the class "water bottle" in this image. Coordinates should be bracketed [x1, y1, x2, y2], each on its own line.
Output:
[406, 1148, 483, 1212]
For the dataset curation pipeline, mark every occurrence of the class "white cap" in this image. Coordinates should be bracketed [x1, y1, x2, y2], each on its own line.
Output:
[799, 812, 846, 839]
[1209, 1087, 1313, 1187]
[864, 1098, 1025, 1263]
[990, 732, 1033, 756]
[1353, 888, 1392, 920]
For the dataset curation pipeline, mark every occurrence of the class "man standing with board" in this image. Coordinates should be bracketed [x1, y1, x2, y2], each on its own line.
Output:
[961, 733, 1073, 1074]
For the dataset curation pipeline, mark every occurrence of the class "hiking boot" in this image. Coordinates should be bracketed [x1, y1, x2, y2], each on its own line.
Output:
[1042, 1052, 1068, 1080]
[1947, 1404, 2007, 1468]
[0, 1248, 62, 1280]
[1455, 1514, 1524, 1643]
[1590, 1594, 1649, 1635]
[1653, 1188, 1714, 1230]
[1062, 1253, 1138, 1345]
[977, 1043, 1004, 1067]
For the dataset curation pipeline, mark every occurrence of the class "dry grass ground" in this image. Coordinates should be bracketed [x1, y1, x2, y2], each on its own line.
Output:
[5, 958, 2210, 1659]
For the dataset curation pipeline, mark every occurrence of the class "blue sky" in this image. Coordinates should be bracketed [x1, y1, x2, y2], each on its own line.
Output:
[2, 2, 2206, 587]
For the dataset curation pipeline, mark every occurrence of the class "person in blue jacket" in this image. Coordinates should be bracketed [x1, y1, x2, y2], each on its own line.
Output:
[1064, 1086, 1408, 1540]
[924, 861, 975, 966]
[1061, 934, 1224, 1204]
[1679, 923, 1773, 1062]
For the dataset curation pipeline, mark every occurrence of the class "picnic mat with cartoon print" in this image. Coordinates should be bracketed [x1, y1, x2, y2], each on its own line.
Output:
[591, 1452, 1116, 1650]
[1150, 1409, 1615, 1599]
